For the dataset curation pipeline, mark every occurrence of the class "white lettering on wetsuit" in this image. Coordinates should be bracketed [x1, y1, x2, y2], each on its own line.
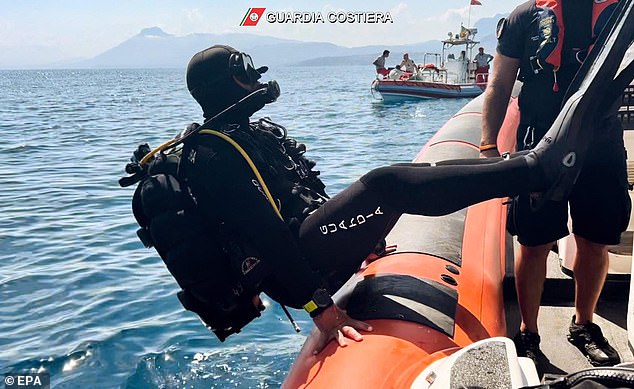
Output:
[251, 179, 267, 197]
[319, 206, 383, 234]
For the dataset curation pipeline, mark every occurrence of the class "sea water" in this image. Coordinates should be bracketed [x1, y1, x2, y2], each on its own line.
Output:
[0, 66, 472, 388]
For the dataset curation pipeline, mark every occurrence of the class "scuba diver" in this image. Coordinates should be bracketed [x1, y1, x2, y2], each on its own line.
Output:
[120, 36, 634, 355]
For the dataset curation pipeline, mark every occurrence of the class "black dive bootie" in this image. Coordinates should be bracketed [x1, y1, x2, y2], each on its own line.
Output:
[524, 0, 634, 207]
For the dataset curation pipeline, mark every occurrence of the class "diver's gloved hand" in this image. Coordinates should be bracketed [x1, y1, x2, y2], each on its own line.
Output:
[311, 304, 373, 355]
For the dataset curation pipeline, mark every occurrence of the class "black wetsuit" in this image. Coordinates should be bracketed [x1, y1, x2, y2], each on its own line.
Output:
[184, 129, 538, 309]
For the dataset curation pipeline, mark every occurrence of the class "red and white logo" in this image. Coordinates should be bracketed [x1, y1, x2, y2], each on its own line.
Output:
[241, 8, 266, 26]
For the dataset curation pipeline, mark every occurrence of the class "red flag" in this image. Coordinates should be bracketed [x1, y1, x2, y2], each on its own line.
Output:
[471, 0, 482, 5]
[241, 8, 266, 26]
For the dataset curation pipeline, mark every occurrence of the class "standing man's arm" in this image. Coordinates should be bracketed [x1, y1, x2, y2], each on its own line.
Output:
[480, 53, 520, 158]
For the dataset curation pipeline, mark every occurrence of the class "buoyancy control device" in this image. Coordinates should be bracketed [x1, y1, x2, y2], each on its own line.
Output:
[120, 114, 328, 341]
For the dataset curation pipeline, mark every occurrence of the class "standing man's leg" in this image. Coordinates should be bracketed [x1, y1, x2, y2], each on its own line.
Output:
[512, 242, 551, 370]
[572, 236, 609, 324]
[566, 236, 620, 366]
[515, 243, 552, 334]
[565, 135, 629, 366]
[508, 194, 569, 369]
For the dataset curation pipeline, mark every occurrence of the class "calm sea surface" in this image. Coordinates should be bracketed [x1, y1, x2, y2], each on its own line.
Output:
[0, 66, 472, 388]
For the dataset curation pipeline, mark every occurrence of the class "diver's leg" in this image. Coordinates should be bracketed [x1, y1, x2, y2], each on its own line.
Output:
[297, 158, 515, 289]
[359, 156, 537, 216]
[508, 188, 569, 337]
[300, 155, 545, 290]
[299, 155, 538, 291]
[509, 196, 567, 362]
[299, 180, 402, 291]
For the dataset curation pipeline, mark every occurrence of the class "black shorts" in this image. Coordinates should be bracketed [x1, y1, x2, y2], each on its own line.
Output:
[507, 139, 631, 247]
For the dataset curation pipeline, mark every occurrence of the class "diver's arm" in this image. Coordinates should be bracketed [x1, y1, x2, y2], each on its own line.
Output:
[480, 53, 520, 157]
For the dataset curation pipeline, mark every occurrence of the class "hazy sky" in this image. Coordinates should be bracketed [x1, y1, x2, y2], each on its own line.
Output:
[0, 0, 526, 60]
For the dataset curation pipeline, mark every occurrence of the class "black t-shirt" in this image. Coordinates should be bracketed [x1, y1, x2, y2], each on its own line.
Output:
[498, 0, 593, 131]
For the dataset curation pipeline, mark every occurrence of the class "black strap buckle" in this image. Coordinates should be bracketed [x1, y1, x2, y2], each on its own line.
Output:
[529, 55, 543, 75]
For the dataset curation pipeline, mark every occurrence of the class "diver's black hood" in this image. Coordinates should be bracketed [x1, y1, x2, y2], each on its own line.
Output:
[186, 45, 271, 123]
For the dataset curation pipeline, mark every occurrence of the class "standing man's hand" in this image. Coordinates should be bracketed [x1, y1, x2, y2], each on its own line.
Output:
[311, 304, 372, 355]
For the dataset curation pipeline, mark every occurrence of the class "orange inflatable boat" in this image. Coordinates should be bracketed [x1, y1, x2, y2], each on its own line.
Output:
[283, 87, 537, 388]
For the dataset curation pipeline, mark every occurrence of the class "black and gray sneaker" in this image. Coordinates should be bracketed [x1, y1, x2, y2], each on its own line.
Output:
[567, 315, 621, 366]
[513, 331, 546, 371]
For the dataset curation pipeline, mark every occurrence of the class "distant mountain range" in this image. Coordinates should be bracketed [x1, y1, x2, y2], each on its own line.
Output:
[1, 16, 505, 70]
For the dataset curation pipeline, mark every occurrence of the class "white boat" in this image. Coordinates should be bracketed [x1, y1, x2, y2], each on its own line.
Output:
[371, 27, 488, 100]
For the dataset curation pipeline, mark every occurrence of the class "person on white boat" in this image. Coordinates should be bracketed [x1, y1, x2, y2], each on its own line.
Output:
[388, 65, 406, 80]
[474, 47, 493, 82]
[373, 50, 390, 77]
[400, 53, 417, 73]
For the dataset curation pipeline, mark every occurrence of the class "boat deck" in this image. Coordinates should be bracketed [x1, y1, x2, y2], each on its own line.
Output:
[504, 246, 632, 378]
